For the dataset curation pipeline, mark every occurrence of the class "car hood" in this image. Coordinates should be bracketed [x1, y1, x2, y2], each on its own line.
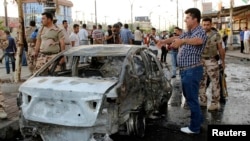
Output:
[19, 77, 118, 127]
[19, 77, 118, 95]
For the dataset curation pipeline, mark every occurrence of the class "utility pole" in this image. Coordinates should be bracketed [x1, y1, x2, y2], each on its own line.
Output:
[228, 0, 234, 50]
[4, 0, 8, 27]
[94, 0, 97, 25]
[177, 0, 179, 27]
[158, 15, 160, 32]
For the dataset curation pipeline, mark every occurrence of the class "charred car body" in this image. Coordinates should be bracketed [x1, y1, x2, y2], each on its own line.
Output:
[17, 45, 172, 141]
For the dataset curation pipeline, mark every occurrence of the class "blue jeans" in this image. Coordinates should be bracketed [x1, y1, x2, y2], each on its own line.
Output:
[4, 52, 15, 74]
[180, 65, 203, 133]
[22, 50, 27, 66]
[171, 50, 178, 76]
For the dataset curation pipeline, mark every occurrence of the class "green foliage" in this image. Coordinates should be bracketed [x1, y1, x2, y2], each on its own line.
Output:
[0, 20, 7, 31]
[168, 25, 176, 34]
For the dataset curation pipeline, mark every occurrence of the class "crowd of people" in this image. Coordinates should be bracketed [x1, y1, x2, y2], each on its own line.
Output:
[0, 7, 246, 136]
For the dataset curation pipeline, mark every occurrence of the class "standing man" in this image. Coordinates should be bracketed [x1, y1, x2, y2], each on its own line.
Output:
[239, 27, 245, 53]
[157, 8, 207, 134]
[112, 23, 122, 44]
[170, 27, 183, 78]
[243, 27, 250, 54]
[92, 25, 104, 44]
[33, 12, 65, 72]
[104, 25, 114, 44]
[4, 30, 16, 74]
[199, 17, 225, 111]
[62, 20, 71, 50]
[134, 26, 143, 45]
[69, 24, 80, 47]
[160, 31, 168, 63]
[79, 23, 89, 45]
[25, 20, 37, 75]
[147, 28, 160, 57]
[120, 24, 133, 44]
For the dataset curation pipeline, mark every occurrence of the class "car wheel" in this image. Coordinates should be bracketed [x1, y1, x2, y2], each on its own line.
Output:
[126, 111, 146, 138]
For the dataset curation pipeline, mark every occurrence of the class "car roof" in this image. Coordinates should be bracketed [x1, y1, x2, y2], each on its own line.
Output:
[64, 44, 145, 56]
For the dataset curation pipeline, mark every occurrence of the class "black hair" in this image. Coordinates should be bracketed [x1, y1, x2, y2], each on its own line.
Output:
[30, 20, 36, 26]
[174, 27, 180, 30]
[202, 17, 212, 23]
[211, 27, 218, 32]
[136, 26, 140, 30]
[73, 24, 79, 29]
[62, 20, 67, 24]
[185, 8, 201, 23]
[108, 25, 112, 28]
[117, 22, 123, 27]
[113, 23, 119, 28]
[82, 24, 86, 28]
[151, 27, 156, 31]
[4, 30, 10, 35]
[41, 12, 53, 20]
[124, 24, 129, 29]
[98, 24, 102, 29]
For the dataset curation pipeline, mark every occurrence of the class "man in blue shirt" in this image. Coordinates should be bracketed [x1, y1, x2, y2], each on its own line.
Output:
[4, 30, 16, 74]
[157, 8, 207, 134]
[120, 24, 133, 44]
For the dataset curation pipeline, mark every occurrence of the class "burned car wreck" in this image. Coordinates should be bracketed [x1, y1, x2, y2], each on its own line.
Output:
[17, 44, 172, 141]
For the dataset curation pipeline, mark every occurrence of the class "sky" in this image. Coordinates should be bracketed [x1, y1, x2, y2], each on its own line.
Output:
[70, 0, 249, 29]
[0, 0, 249, 29]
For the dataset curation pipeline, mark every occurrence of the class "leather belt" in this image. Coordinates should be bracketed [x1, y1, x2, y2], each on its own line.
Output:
[203, 57, 214, 60]
[40, 52, 59, 55]
[202, 55, 219, 60]
[179, 62, 203, 71]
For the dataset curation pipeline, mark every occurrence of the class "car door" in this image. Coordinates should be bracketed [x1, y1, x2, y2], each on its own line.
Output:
[141, 49, 172, 115]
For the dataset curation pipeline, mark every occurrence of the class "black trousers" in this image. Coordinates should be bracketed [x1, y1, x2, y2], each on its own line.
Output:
[240, 40, 244, 53]
[161, 46, 168, 62]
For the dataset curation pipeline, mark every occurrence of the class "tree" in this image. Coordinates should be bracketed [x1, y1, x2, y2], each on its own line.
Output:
[14, 0, 25, 82]
[168, 25, 176, 34]
[0, 20, 7, 31]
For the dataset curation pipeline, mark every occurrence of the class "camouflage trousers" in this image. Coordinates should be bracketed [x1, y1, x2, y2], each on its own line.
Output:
[199, 58, 220, 104]
[27, 45, 36, 74]
[34, 53, 58, 73]
[0, 93, 4, 110]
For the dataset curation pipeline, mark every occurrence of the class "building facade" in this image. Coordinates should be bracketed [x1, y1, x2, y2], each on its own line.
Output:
[22, 0, 73, 27]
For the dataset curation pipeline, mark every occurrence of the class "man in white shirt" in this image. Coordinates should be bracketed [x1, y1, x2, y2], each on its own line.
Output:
[69, 24, 80, 47]
[68, 24, 80, 67]
[134, 26, 143, 45]
[243, 28, 250, 54]
[79, 24, 89, 45]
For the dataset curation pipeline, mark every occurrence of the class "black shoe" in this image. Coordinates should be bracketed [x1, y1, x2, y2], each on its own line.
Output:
[171, 75, 176, 78]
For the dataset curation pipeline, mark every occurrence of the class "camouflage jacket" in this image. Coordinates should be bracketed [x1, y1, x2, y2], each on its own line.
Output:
[37, 25, 64, 53]
[202, 31, 221, 58]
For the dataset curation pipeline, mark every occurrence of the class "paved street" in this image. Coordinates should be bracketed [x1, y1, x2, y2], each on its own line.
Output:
[0, 49, 250, 141]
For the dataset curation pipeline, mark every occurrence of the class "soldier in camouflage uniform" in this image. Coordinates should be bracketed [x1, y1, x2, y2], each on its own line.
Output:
[33, 12, 65, 72]
[0, 33, 8, 119]
[199, 17, 225, 111]
[25, 20, 37, 74]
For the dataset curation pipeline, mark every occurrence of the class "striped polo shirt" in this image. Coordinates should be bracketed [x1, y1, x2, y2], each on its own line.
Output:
[178, 25, 207, 68]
